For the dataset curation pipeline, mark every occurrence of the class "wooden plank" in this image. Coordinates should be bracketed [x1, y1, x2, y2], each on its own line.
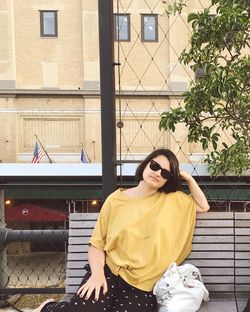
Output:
[196, 220, 234, 227]
[66, 269, 87, 277]
[66, 285, 80, 294]
[235, 252, 250, 260]
[68, 245, 89, 253]
[236, 285, 250, 292]
[236, 268, 250, 275]
[68, 235, 90, 242]
[199, 300, 239, 312]
[66, 261, 87, 269]
[204, 284, 234, 292]
[68, 237, 90, 244]
[185, 259, 234, 267]
[203, 276, 234, 283]
[235, 244, 250, 251]
[235, 213, 250, 220]
[192, 236, 233, 243]
[194, 228, 234, 235]
[196, 212, 234, 219]
[235, 236, 250, 243]
[69, 228, 93, 236]
[236, 276, 250, 283]
[192, 243, 234, 251]
[67, 253, 88, 261]
[189, 251, 234, 259]
[236, 260, 250, 266]
[198, 268, 234, 275]
[70, 213, 99, 220]
[70, 221, 96, 229]
[66, 277, 83, 285]
[235, 220, 250, 227]
[235, 228, 250, 235]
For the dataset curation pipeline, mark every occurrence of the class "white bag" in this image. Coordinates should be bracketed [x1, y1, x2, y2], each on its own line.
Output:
[153, 263, 209, 312]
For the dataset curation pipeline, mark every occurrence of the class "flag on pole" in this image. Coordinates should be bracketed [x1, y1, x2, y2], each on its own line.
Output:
[32, 142, 44, 163]
[81, 147, 89, 163]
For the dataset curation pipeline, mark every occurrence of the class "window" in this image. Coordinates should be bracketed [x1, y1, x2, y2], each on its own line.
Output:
[40, 11, 58, 37]
[141, 14, 158, 42]
[114, 14, 130, 41]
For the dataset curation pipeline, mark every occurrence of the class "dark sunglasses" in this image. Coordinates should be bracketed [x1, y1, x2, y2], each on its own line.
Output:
[149, 160, 172, 180]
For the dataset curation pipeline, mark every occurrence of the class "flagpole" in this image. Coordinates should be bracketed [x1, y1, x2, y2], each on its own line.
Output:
[81, 142, 91, 163]
[34, 134, 53, 163]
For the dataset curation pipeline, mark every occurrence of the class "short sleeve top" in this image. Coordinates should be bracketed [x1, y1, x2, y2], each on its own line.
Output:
[89, 188, 196, 291]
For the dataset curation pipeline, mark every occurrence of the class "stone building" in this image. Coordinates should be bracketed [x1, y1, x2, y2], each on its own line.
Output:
[0, 0, 231, 164]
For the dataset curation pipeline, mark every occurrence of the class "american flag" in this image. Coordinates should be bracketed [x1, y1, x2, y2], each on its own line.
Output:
[81, 147, 89, 163]
[32, 142, 44, 163]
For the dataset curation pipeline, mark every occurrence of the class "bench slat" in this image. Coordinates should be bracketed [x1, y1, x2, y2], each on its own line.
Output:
[192, 236, 233, 243]
[235, 213, 250, 220]
[188, 251, 234, 259]
[196, 212, 234, 219]
[235, 228, 250, 235]
[195, 220, 233, 227]
[235, 252, 250, 259]
[203, 276, 234, 283]
[184, 259, 234, 267]
[67, 261, 88, 269]
[68, 245, 89, 252]
[192, 244, 234, 251]
[235, 244, 250, 251]
[68, 253, 88, 261]
[69, 229, 94, 236]
[70, 213, 99, 220]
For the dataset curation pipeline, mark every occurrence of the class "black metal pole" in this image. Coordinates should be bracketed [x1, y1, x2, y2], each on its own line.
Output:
[0, 190, 8, 304]
[98, 0, 117, 200]
[0, 229, 68, 244]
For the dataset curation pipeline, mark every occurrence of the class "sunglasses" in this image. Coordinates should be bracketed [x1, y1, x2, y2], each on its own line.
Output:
[149, 160, 172, 180]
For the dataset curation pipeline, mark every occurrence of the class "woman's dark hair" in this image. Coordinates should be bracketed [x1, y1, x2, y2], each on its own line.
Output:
[135, 148, 182, 193]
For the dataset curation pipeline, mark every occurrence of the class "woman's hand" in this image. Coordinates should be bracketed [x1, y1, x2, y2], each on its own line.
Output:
[77, 269, 108, 301]
[179, 170, 192, 182]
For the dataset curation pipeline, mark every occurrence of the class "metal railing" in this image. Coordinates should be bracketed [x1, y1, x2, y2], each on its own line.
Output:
[0, 229, 68, 300]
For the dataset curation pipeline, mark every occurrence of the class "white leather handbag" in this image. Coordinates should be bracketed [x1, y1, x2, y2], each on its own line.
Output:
[153, 263, 209, 312]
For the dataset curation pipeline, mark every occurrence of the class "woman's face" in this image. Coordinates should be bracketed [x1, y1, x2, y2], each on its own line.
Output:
[142, 154, 171, 189]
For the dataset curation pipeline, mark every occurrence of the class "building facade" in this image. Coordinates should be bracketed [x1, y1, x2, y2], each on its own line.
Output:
[0, 0, 229, 164]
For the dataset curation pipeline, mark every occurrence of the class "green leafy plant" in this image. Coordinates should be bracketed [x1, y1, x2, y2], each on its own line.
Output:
[160, 0, 250, 175]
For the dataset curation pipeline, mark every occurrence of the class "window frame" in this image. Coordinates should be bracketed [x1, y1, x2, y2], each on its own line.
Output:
[114, 14, 131, 42]
[141, 14, 158, 42]
[40, 10, 58, 37]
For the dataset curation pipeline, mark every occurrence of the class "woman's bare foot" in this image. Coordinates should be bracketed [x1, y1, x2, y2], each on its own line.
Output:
[33, 299, 56, 312]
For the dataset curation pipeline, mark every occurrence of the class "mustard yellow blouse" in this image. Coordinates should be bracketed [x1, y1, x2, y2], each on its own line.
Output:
[89, 189, 196, 291]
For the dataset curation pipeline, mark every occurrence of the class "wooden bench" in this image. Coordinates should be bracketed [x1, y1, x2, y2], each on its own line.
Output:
[65, 212, 249, 311]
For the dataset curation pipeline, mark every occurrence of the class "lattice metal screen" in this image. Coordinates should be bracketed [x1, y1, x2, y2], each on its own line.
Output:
[113, 0, 249, 210]
[114, 0, 194, 162]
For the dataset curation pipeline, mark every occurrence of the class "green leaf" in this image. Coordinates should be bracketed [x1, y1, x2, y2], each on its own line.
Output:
[187, 13, 199, 23]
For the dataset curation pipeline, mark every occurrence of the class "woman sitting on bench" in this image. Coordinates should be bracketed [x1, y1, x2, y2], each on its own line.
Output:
[35, 148, 209, 312]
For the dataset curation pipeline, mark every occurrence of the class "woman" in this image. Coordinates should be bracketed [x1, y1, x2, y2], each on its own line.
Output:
[35, 148, 209, 312]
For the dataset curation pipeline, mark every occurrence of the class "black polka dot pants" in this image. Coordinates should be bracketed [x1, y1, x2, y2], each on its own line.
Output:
[41, 264, 157, 312]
